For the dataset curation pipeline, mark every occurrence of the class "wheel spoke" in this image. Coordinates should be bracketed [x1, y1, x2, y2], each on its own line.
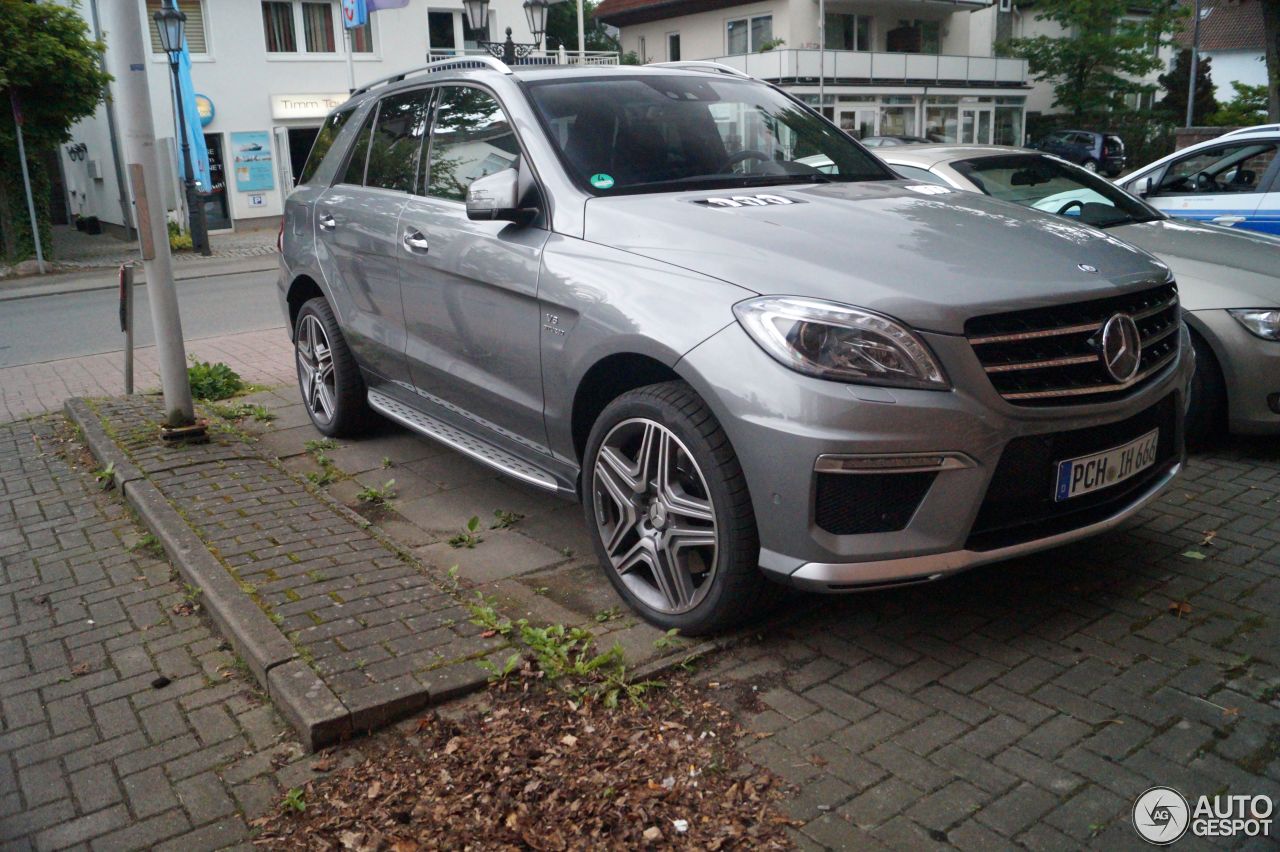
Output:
[613, 537, 655, 575]
[653, 537, 694, 610]
[656, 433, 715, 524]
[665, 523, 717, 552]
[595, 465, 639, 555]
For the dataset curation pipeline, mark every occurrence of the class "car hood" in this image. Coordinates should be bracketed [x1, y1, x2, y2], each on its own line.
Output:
[1107, 218, 1280, 311]
[582, 181, 1166, 335]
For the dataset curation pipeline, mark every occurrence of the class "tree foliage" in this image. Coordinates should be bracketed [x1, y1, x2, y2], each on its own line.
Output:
[1156, 48, 1218, 124]
[0, 0, 111, 262]
[543, 0, 619, 54]
[1206, 81, 1269, 126]
[1003, 0, 1186, 120]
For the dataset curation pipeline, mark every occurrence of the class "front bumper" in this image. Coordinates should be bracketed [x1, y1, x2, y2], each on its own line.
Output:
[677, 322, 1194, 591]
[1189, 309, 1280, 435]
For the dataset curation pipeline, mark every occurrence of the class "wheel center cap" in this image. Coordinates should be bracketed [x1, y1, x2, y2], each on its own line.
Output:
[647, 502, 668, 530]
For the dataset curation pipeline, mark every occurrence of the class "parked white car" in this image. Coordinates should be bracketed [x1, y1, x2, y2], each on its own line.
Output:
[873, 144, 1280, 445]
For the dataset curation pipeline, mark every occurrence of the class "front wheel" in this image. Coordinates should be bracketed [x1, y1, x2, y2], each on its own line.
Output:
[294, 297, 373, 437]
[582, 382, 766, 635]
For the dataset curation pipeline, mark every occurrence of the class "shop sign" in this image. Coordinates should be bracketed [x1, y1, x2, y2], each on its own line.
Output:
[231, 131, 275, 192]
[270, 94, 350, 120]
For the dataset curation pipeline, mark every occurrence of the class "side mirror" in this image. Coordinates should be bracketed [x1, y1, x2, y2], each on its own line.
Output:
[1131, 176, 1153, 198]
[466, 168, 528, 223]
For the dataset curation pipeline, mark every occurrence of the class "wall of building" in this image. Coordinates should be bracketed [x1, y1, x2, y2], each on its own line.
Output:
[619, 1, 789, 62]
[1205, 49, 1268, 101]
[60, 0, 538, 234]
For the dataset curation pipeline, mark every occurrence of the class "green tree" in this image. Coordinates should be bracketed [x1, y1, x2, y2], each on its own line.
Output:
[1003, 0, 1185, 120]
[1205, 81, 1269, 126]
[1156, 48, 1218, 124]
[543, 0, 619, 54]
[0, 0, 110, 263]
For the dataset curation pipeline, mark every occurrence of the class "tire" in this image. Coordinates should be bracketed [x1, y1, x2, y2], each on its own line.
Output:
[294, 297, 373, 438]
[581, 381, 766, 635]
[1083, 159, 1100, 173]
[1185, 331, 1227, 451]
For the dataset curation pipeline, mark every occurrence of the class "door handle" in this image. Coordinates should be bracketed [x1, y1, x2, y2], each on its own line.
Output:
[403, 230, 430, 252]
[317, 213, 336, 231]
[1211, 215, 1245, 226]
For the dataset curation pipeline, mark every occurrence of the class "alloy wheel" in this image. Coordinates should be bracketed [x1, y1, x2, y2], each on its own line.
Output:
[591, 418, 719, 615]
[296, 313, 337, 425]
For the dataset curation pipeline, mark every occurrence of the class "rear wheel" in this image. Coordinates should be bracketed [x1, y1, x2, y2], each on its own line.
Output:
[1185, 331, 1227, 450]
[294, 297, 372, 437]
[1083, 159, 1100, 173]
[582, 381, 766, 635]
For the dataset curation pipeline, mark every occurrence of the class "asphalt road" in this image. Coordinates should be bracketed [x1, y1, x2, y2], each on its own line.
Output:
[0, 270, 283, 368]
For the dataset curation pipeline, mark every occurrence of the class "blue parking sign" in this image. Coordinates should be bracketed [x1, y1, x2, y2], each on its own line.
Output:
[341, 0, 368, 28]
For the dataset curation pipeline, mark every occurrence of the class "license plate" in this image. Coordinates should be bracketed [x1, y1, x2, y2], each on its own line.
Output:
[1054, 429, 1159, 501]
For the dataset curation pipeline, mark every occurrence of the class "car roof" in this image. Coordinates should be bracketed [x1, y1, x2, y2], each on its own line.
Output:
[1220, 124, 1280, 138]
[874, 144, 1030, 168]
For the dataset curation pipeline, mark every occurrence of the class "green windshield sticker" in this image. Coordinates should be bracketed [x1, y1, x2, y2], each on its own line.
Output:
[590, 173, 615, 189]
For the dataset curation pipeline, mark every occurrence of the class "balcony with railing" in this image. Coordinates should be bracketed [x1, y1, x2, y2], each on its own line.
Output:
[427, 47, 619, 66]
[712, 49, 1027, 87]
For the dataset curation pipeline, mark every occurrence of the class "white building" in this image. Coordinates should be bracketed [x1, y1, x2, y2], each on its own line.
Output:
[597, 0, 1032, 145]
[60, 0, 608, 238]
[1174, 0, 1268, 103]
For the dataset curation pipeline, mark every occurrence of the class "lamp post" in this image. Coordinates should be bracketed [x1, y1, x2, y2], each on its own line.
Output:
[463, 0, 551, 65]
[153, 6, 211, 256]
[1185, 0, 1213, 127]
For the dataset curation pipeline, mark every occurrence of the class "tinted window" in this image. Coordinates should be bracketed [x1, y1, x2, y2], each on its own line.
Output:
[299, 106, 355, 184]
[953, 154, 1160, 228]
[339, 106, 377, 186]
[426, 87, 521, 202]
[366, 90, 432, 192]
[526, 75, 891, 195]
[1155, 142, 1278, 196]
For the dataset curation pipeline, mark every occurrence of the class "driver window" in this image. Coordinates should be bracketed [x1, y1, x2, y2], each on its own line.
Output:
[425, 86, 521, 202]
[1155, 142, 1277, 196]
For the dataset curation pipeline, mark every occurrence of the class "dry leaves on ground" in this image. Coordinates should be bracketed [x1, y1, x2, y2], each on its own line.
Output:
[252, 675, 794, 850]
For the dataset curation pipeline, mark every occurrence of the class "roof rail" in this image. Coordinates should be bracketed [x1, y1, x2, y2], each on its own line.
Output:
[649, 61, 752, 79]
[1220, 123, 1280, 138]
[351, 55, 512, 96]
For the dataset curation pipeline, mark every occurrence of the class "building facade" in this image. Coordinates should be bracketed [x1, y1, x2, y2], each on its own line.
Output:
[597, 0, 1032, 145]
[60, 0, 585, 237]
[1174, 0, 1268, 103]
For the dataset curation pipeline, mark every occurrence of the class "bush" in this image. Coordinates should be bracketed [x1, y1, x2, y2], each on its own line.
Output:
[1025, 110, 1176, 172]
[167, 220, 192, 252]
[187, 358, 244, 400]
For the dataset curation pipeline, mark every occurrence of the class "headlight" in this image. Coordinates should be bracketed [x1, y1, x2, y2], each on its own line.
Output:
[1228, 309, 1280, 341]
[733, 296, 949, 389]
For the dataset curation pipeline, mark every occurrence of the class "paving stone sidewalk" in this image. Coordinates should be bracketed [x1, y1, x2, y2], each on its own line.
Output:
[693, 439, 1280, 850]
[0, 416, 314, 851]
[70, 396, 509, 749]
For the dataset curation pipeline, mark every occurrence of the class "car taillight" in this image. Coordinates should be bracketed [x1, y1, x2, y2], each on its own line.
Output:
[276, 217, 284, 252]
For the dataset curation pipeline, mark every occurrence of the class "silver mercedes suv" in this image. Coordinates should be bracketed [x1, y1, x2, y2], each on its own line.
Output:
[279, 58, 1193, 633]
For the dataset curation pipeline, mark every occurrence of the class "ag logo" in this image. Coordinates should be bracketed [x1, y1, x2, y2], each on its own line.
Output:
[1133, 787, 1190, 844]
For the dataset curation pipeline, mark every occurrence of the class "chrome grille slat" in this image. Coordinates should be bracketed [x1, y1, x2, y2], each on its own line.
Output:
[965, 283, 1179, 407]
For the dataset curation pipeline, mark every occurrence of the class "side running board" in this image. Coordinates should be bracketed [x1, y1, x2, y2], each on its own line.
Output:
[367, 389, 558, 491]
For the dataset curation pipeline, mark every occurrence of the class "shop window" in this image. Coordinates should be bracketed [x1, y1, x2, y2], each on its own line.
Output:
[727, 15, 773, 54]
[825, 13, 870, 52]
[148, 1, 208, 54]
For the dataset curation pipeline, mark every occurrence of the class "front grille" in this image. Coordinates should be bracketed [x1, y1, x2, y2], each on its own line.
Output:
[966, 282, 1180, 406]
[966, 394, 1180, 551]
[814, 472, 936, 535]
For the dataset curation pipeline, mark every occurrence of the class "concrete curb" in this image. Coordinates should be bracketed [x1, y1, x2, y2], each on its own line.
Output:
[0, 255, 279, 302]
[64, 397, 350, 751]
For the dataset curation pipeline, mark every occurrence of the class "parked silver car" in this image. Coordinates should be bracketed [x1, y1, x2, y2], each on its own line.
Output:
[874, 144, 1280, 444]
[279, 60, 1192, 633]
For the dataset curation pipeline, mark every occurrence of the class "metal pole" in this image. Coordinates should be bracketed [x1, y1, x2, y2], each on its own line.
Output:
[108, 0, 195, 429]
[818, 0, 826, 119]
[576, 0, 585, 62]
[345, 27, 356, 93]
[1185, 0, 1201, 127]
[120, 263, 136, 395]
[10, 98, 46, 275]
[169, 59, 210, 256]
[89, 0, 136, 240]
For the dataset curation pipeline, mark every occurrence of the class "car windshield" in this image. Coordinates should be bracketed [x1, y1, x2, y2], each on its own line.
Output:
[951, 154, 1162, 228]
[524, 74, 892, 195]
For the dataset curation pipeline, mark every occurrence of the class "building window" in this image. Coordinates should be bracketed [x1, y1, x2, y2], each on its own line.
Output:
[886, 19, 940, 55]
[667, 32, 680, 61]
[148, 1, 208, 54]
[350, 21, 374, 53]
[825, 13, 870, 51]
[638, 36, 647, 62]
[262, 0, 341, 54]
[727, 15, 773, 54]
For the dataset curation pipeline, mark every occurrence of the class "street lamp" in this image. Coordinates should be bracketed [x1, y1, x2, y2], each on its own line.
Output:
[153, 5, 210, 256]
[1185, 0, 1214, 127]
[463, 0, 552, 65]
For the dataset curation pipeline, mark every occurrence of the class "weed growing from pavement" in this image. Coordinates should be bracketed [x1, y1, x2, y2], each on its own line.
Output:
[448, 515, 483, 549]
[304, 438, 338, 453]
[280, 788, 306, 813]
[93, 461, 115, 489]
[207, 401, 275, 423]
[187, 358, 246, 401]
[356, 479, 396, 504]
[130, 532, 164, 558]
[381, 456, 393, 469]
[491, 509, 524, 529]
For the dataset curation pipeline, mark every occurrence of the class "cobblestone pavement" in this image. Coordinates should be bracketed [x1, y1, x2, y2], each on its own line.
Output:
[83, 396, 505, 743]
[0, 417, 314, 851]
[694, 439, 1280, 850]
[0, 328, 293, 424]
[49, 226, 277, 270]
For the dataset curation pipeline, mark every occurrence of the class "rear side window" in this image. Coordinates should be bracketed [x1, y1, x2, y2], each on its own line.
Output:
[298, 106, 355, 184]
[339, 107, 377, 186]
[366, 90, 433, 192]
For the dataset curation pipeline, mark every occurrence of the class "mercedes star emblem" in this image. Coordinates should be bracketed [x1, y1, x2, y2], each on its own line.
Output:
[1098, 313, 1142, 383]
